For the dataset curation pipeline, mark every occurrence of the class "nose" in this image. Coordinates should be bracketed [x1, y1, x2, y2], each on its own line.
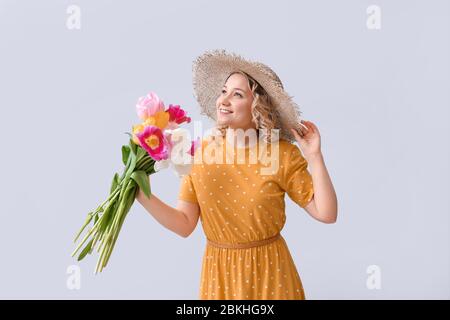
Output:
[219, 92, 231, 106]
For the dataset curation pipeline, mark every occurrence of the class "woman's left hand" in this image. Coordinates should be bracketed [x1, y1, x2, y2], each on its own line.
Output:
[290, 120, 321, 159]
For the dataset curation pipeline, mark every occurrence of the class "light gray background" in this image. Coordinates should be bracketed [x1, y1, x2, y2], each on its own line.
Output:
[0, 0, 448, 299]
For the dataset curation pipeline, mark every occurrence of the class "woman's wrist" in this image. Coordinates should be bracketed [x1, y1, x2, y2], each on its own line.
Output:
[136, 188, 147, 203]
[305, 151, 323, 163]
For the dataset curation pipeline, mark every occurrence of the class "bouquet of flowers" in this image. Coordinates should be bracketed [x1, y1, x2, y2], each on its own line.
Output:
[71, 92, 199, 273]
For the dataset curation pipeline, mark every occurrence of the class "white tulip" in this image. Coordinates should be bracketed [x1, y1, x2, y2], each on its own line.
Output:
[154, 128, 196, 177]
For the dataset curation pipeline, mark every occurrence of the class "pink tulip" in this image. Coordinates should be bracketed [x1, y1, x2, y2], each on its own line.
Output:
[136, 92, 165, 120]
[167, 104, 191, 129]
[136, 126, 169, 161]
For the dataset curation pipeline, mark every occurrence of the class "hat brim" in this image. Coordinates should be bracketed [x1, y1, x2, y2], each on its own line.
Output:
[192, 49, 305, 142]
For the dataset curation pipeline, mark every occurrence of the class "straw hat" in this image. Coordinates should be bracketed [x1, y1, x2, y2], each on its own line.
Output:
[192, 49, 305, 143]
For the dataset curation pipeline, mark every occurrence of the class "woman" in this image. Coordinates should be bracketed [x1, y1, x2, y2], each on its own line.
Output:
[136, 49, 338, 299]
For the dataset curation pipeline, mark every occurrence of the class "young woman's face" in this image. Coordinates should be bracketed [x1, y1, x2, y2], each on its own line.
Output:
[216, 73, 255, 130]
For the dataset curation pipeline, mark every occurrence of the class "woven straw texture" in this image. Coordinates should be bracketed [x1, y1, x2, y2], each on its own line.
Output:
[192, 49, 305, 142]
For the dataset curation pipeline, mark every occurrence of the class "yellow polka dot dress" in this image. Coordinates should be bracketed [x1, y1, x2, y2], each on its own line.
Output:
[178, 137, 314, 300]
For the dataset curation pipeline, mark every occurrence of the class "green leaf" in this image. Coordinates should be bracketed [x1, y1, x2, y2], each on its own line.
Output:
[73, 212, 94, 243]
[129, 138, 137, 155]
[119, 150, 137, 198]
[77, 238, 94, 261]
[125, 150, 137, 179]
[110, 173, 120, 194]
[136, 146, 146, 160]
[121, 145, 131, 166]
[130, 170, 151, 198]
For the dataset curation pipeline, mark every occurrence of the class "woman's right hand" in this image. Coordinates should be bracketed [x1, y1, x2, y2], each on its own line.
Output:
[134, 174, 200, 238]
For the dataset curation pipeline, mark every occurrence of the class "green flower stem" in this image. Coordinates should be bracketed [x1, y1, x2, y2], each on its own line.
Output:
[106, 197, 127, 248]
[73, 212, 94, 243]
[90, 230, 101, 254]
[96, 230, 110, 261]
[99, 182, 136, 272]
[73, 187, 121, 244]
[100, 186, 136, 272]
[72, 188, 121, 258]
[95, 236, 110, 274]
[136, 156, 154, 169]
[92, 187, 121, 215]
[96, 182, 130, 270]
[71, 214, 105, 257]
[73, 142, 158, 273]
[91, 202, 115, 254]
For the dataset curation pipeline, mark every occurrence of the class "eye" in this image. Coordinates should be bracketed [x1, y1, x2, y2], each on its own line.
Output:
[221, 89, 242, 97]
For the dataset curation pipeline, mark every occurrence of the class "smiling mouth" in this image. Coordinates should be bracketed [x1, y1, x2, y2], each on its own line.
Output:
[219, 107, 233, 114]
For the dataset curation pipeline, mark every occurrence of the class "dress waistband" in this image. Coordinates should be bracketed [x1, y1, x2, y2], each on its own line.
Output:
[206, 233, 281, 249]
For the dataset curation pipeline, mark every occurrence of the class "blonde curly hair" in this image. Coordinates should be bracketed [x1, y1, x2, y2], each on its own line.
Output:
[215, 70, 280, 144]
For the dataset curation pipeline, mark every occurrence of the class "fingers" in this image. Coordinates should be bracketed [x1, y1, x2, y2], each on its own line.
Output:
[290, 128, 303, 141]
[291, 119, 318, 140]
[301, 120, 317, 134]
[299, 121, 309, 130]
[297, 121, 310, 137]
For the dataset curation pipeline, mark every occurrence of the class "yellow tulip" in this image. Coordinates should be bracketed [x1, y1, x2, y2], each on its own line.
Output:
[132, 124, 145, 145]
[143, 111, 170, 130]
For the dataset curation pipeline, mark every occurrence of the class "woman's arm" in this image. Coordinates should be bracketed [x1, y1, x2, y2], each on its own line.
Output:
[291, 120, 338, 224]
[304, 152, 338, 223]
[135, 177, 200, 237]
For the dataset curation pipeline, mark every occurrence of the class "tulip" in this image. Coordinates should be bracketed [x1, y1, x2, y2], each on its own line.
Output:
[143, 110, 170, 130]
[72, 91, 193, 274]
[154, 130, 201, 177]
[167, 104, 191, 129]
[136, 92, 165, 120]
[136, 126, 169, 161]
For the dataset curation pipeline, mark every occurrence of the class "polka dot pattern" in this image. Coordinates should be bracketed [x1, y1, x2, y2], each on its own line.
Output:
[178, 138, 314, 300]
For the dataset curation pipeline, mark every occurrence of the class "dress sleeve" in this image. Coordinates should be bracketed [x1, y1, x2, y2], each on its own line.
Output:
[282, 144, 314, 208]
[178, 173, 199, 203]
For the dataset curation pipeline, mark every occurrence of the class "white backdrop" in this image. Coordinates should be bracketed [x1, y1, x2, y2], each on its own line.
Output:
[0, 0, 448, 299]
